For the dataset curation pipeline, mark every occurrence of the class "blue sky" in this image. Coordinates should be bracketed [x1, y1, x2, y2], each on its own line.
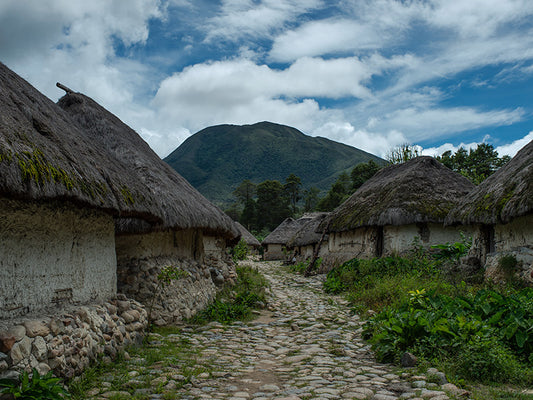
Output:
[1, 0, 532, 158]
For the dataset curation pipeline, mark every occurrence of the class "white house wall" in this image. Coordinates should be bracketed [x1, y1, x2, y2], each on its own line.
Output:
[495, 214, 533, 251]
[0, 199, 116, 319]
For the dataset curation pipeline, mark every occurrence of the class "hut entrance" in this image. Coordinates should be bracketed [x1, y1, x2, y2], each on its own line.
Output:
[375, 226, 384, 257]
[481, 224, 495, 255]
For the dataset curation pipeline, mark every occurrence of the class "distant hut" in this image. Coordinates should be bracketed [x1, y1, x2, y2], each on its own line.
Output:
[235, 222, 261, 254]
[262, 216, 313, 261]
[323, 157, 475, 268]
[446, 140, 533, 281]
[287, 213, 330, 263]
[57, 90, 240, 324]
[0, 63, 155, 319]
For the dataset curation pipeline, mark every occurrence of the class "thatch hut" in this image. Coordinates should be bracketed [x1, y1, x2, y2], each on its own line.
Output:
[0, 62, 159, 319]
[446, 140, 533, 282]
[262, 216, 313, 261]
[57, 90, 240, 324]
[323, 157, 475, 267]
[287, 212, 330, 263]
[235, 222, 261, 254]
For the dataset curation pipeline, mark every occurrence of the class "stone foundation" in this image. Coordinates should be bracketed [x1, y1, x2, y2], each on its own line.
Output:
[117, 257, 221, 326]
[484, 247, 533, 285]
[0, 296, 147, 380]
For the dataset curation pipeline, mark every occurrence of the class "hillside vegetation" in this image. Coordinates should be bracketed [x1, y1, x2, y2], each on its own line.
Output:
[164, 121, 384, 206]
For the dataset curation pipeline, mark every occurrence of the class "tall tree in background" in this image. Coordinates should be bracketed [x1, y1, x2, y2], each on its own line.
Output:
[303, 186, 321, 212]
[437, 143, 510, 184]
[351, 160, 381, 190]
[256, 180, 291, 231]
[317, 172, 352, 212]
[386, 144, 421, 164]
[233, 179, 256, 204]
[284, 173, 302, 214]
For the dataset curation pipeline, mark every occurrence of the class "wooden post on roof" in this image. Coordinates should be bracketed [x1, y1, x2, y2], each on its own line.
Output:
[56, 82, 74, 94]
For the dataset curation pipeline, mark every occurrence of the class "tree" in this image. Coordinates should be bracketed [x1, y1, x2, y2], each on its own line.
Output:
[317, 172, 352, 212]
[284, 173, 302, 215]
[386, 144, 421, 164]
[303, 186, 321, 212]
[233, 179, 256, 205]
[256, 180, 291, 231]
[240, 199, 257, 230]
[351, 160, 381, 191]
[436, 143, 510, 184]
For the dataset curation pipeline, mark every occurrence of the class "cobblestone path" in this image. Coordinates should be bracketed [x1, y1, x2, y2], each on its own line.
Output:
[88, 261, 461, 400]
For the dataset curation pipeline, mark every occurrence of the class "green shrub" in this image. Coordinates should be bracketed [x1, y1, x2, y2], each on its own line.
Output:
[190, 265, 268, 325]
[231, 239, 248, 262]
[0, 368, 71, 399]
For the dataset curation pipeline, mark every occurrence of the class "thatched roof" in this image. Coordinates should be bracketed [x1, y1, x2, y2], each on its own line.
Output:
[0, 62, 156, 218]
[262, 216, 314, 245]
[446, 140, 533, 225]
[57, 91, 239, 239]
[326, 157, 475, 232]
[288, 212, 329, 247]
[235, 222, 260, 247]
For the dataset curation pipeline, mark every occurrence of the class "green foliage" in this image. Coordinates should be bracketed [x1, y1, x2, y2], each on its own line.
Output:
[284, 173, 302, 214]
[255, 179, 291, 231]
[231, 239, 248, 262]
[436, 143, 510, 184]
[302, 186, 321, 212]
[386, 143, 421, 164]
[289, 258, 322, 275]
[190, 266, 268, 325]
[317, 172, 351, 211]
[351, 159, 381, 190]
[363, 288, 533, 384]
[0, 368, 71, 399]
[431, 232, 472, 262]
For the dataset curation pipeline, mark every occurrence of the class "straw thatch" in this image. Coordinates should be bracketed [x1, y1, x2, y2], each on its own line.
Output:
[262, 216, 313, 246]
[326, 157, 475, 232]
[0, 62, 162, 217]
[57, 91, 239, 239]
[288, 212, 329, 247]
[235, 222, 260, 248]
[446, 140, 533, 225]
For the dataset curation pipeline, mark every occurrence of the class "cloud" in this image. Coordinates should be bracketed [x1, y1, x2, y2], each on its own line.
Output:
[496, 131, 533, 157]
[204, 0, 323, 43]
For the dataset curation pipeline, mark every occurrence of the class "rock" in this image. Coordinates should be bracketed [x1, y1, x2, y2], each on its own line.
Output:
[0, 360, 8, 372]
[401, 352, 418, 367]
[23, 321, 50, 338]
[32, 336, 48, 361]
[0, 335, 16, 353]
[10, 336, 32, 364]
[35, 362, 51, 376]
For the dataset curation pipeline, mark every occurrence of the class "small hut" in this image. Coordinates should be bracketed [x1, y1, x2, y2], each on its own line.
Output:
[235, 222, 261, 254]
[287, 212, 329, 263]
[57, 90, 240, 324]
[262, 216, 313, 261]
[446, 140, 533, 282]
[0, 62, 154, 319]
[323, 157, 475, 268]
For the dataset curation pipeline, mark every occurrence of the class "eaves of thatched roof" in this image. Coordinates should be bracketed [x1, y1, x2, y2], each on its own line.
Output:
[0, 62, 157, 219]
[446, 140, 533, 225]
[57, 92, 239, 239]
[326, 157, 475, 233]
[288, 212, 329, 247]
[262, 218, 305, 245]
[235, 222, 260, 247]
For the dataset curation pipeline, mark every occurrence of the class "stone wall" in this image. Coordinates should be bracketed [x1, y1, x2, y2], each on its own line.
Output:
[0, 296, 147, 380]
[117, 256, 218, 326]
[0, 198, 116, 320]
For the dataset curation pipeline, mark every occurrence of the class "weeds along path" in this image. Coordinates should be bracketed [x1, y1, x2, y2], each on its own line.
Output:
[82, 261, 455, 400]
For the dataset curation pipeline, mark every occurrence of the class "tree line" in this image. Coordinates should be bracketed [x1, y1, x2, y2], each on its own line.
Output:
[226, 143, 510, 235]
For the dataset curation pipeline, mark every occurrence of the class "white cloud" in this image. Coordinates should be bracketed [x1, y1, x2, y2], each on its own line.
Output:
[496, 132, 533, 157]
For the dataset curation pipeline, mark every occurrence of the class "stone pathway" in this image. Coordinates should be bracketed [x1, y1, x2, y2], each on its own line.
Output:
[87, 261, 464, 400]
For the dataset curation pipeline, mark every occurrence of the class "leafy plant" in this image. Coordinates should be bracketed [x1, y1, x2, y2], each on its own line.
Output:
[231, 238, 248, 262]
[431, 232, 472, 262]
[0, 368, 71, 399]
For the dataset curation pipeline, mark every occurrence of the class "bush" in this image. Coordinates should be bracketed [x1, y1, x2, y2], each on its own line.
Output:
[231, 239, 248, 262]
[190, 265, 268, 324]
[0, 368, 70, 399]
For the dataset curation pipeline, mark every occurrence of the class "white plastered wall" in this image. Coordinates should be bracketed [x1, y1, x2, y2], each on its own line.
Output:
[0, 198, 116, 319]
[495, 214, 533, 251]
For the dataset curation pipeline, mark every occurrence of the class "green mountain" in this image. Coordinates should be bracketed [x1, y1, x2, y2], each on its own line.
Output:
[164, 121, 385, 206]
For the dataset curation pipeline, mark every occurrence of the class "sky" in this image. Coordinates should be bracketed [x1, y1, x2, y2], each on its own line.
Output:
[1, 0, 532, 159]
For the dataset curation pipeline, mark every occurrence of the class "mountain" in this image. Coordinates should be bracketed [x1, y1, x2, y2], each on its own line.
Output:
[164, 121, 385, 206]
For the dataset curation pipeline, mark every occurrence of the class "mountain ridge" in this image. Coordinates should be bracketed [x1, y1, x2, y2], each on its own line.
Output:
[164, 121, 385, 206]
